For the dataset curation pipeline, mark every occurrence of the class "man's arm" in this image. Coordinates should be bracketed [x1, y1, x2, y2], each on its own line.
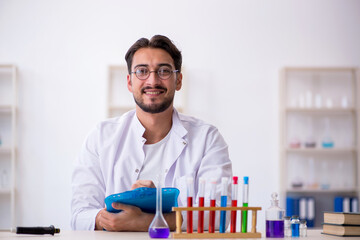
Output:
[95, 203, 178, 231]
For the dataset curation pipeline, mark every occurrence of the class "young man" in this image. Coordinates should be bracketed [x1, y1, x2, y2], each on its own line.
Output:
[71, 35, 232, 231]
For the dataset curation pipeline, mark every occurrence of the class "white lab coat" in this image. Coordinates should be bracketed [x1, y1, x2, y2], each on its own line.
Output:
[71, 109, 232, 230]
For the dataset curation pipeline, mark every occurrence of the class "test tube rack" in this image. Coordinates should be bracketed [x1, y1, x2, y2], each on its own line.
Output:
[172, 206, 262, 239]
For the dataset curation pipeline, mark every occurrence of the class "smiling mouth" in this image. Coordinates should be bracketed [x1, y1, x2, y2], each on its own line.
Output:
[142, 87, 166, 95]
[145, 91, 163, 95]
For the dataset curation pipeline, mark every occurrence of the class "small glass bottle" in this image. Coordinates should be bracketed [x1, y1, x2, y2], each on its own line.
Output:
[291, 215, 300, 237]
[266, 192, 285, 238]
[284, 216, 291, 237]
[300, 220, 307, 237]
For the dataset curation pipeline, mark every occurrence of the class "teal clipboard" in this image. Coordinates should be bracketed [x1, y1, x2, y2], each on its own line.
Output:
[105, 187, 179, 213]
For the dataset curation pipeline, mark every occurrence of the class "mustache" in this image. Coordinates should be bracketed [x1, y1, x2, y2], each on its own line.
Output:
[141, 86, 167, 93]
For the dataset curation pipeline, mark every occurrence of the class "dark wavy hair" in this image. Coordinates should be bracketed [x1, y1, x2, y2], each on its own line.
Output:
[125, 35, 182, 74]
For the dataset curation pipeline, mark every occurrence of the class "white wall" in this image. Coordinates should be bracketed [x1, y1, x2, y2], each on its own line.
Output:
[0, 0, 359, 231]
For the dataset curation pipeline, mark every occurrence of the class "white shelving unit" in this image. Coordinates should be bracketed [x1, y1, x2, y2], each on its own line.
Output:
[107, 65, 187, 118]
[0, 64, 17, 229]
[279, 67, 360, 228]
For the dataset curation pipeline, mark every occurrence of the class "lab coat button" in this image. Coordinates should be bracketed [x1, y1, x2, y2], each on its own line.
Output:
[135, 169, 139, 173]
[182, 141, 187, 145]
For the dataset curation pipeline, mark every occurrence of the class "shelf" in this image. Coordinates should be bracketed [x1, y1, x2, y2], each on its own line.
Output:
[0, 188, 11, 195]
[280, 67, 360, 228]
[287, 188, 358, 193]
[0, 105, 13, 113]
[286, 147, 357, 154]
[0, 147, 12, 155]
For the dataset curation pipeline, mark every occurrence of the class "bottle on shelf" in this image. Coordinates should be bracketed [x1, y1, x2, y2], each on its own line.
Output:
[315, 93, 322, 108]
[266, 192, 285, 238]
[289, 136, 301, 149]
[291, 157, 304, 189]
[341, 96, 349, 108]
[322, 117, 334, 148]
[307, 157, 318, 189]
[320, 161, 330, 190]
[1, 169, 9, 189]
[304, 117, 316, 148]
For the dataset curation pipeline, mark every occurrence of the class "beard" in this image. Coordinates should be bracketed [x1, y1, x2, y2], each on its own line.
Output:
[133, 86, 174, 114]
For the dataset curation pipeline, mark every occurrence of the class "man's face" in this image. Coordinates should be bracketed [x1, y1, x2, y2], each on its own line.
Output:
[127, 48, 182, 114]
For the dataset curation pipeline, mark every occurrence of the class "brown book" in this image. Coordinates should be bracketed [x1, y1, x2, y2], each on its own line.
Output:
[324, 212, 360, 225]
[323, 223, 360, 236]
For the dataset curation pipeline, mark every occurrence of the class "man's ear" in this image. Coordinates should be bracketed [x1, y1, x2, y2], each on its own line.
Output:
[176, 73, 182, 91]
[127, 74, 133, 92]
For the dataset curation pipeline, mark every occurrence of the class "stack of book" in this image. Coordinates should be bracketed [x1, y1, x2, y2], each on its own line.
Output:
[322, 212, 360, 236]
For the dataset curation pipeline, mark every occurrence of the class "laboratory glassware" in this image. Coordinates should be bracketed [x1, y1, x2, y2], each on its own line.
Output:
[186, 177, 194, 233]
[148, 176, 170, 238]
[197, 177, 205, 233]
[300, 220, 307, 237]
[208, 178, 217, 233]
[266, 192, 285, 238]
[291, 215, 300, 237]
[230, 176, 238, 233]
[241, 176, 249, 233]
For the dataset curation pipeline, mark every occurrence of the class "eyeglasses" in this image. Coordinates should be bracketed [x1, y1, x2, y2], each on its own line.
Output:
[131, 66, 179, 80]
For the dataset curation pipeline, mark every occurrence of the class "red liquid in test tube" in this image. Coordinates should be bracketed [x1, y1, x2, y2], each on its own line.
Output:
[198, 197, 204, 233]
[209, 178, 217, 233]
[186, 177, 194, 233]
[198, 177, 206, 233]
[187, 196, 193, 233]
[231, 176, 238, 233]
[209, 199, 216, 233]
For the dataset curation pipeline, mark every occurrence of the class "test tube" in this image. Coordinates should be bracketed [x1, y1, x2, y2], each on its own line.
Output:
[231, 176, 238, 233]
[209, 178, 217, 233]
[220, 177, 228, 233]
[241, 176, 249, 233]
[197, 177, 205, 233]
[186, 177, 194, 233]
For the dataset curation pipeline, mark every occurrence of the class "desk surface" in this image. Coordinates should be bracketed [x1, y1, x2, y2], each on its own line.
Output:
[0, 230, 352, 239]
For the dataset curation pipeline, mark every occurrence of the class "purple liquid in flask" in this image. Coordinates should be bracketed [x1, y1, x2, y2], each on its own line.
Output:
[266, 220, 284, 238]
[149, 174, 170, 238]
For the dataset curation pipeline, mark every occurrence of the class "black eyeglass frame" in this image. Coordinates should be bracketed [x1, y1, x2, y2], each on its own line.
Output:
[131, 67, 179, 80]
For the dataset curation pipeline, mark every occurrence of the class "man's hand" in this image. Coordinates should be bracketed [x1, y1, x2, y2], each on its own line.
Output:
[95, 203, 153, 231]
[95, 180, 178, 231]
[131, 180, 155, 189]
[95, 203, 178, 232]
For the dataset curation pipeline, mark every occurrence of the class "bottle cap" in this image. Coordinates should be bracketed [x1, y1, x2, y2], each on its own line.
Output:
[243, 176, 249, 184]
[232, 176, 238, 184]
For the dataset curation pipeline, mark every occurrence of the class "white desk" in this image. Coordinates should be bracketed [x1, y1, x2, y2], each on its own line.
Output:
[0, 230, 353, 239]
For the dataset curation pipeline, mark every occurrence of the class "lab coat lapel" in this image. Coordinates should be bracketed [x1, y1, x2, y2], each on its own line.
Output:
[128, 112, 146, 184]
[164, 110, 188, 177]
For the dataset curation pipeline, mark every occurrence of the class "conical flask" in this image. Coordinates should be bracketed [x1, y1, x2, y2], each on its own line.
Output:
[148, 175, 170, 238]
